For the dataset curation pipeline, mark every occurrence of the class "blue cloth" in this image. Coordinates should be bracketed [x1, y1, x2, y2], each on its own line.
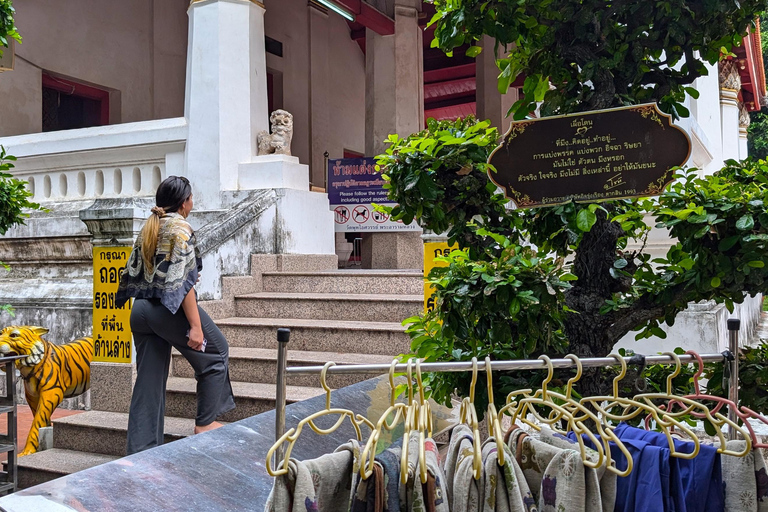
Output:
[568, 430, 673, 512]
[614, 423, 724, 512]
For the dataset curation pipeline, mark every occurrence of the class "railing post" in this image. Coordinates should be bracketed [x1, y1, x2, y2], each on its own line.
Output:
[275, 328, 290, 463]
[727, 318, 740, 440]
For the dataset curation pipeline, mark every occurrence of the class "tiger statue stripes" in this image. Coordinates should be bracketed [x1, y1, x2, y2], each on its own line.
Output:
[0, 326, 94, 456]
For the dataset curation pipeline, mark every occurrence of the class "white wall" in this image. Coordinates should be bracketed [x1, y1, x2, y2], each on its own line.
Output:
[0, 0, 188, 137]
[264, 0, 366, 186]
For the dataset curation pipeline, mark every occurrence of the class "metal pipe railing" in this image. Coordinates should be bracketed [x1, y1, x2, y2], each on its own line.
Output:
[285, 352, 728, 376]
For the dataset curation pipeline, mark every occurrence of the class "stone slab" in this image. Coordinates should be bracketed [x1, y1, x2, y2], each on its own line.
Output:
[234, 292, 422, 322]
[16, 449, 118, 490]
[53, 411, 195, 457]
[214, 317, 410, 354]
[171, 347, 395, 387]
[261, 271, 423, 295]
[90, 362, 134, 414]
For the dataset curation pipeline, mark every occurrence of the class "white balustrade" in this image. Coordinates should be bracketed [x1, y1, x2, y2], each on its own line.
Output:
[0, 118, 188, 202]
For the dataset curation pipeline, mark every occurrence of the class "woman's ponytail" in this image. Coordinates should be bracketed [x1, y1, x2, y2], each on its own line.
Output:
[141, 206, 165, 271]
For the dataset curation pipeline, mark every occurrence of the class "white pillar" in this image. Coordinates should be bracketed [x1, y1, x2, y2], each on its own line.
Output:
[476, 35, 518, 135]
[739, 103, 750, 159]
[719, 61, 741, 162]
[184, 0, 270, 209]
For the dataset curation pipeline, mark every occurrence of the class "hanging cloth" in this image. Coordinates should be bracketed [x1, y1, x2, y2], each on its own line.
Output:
[718, 439, 768, 511]
[614, 422, 724, 512]
[400, 432, 450, 512]
[444, 424, 484, 512]
[479, 438, 538, 512]
[510, 427, 595, 512]
[538, 427, 616, 512]
[265, 440, 361, 512]
[568, 430, 674, 512]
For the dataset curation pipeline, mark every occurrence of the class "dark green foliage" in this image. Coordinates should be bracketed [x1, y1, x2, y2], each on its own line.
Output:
[749, 108, 768, 160]
[0, 147, 40, 236]
[429, 0, 766, 120]
[706, 341, 768, 416]
[0, 0, 20, 57]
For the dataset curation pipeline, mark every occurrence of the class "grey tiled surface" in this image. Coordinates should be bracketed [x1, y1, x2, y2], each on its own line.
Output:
[262, 271, 423, 295]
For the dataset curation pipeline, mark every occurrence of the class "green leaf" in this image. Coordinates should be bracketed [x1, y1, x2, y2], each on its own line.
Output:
[711, 276, 721, 288]
[748, 261, 765, 268]
[560, 273, 578, 281]
[736, 215, 755, 231]
[576, 209, 597, 232]
[465, 46, 483, 58]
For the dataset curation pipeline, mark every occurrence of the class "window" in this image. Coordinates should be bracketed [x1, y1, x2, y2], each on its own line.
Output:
[343, 149, 364, 159]
[42, 74, 109, 132]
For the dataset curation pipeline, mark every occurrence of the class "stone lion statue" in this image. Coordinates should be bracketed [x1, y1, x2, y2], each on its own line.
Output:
[257, 109, 293, 156]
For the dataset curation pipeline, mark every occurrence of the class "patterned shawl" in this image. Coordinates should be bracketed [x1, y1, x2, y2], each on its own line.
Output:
[115, 213, 202, 314]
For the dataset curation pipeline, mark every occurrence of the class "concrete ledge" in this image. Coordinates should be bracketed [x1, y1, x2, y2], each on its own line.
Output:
[238, 156, 309, 190]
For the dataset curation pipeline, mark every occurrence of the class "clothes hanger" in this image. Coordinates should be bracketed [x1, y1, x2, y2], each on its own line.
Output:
[267, 361, 375, 476]
[631, 351, 751, 457]
[359, 359, 411, 480]
[399, 358, 425, 485]
[498, 355, 613, 472]
[578, 352, 703, 460]
[414, 358, 433, 484]
[458, 357, 483, 480]
[484, 357, 506, 467]
[649, 350, 755, 456]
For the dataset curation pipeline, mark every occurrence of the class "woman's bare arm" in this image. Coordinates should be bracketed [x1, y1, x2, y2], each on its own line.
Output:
[181, 287, 204, 351]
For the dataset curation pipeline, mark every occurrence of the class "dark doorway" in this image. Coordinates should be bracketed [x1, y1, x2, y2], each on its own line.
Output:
[42, 74, 109, 132]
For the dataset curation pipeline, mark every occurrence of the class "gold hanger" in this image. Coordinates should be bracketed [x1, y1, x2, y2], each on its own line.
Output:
[415, 358, 433, 484]
[359, 359, 410, 479]
[579, 353, 702, 460]
[458, 357, 483, 480]
[499, 355, 618, 473]
[267, 361, 375, 476]
[400, 358, 421, 484]
[484, 357, 506, 467]
[631, 351, 751, 457]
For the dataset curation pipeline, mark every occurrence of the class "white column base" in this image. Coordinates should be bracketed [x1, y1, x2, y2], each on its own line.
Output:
[238, 155, 310, 190]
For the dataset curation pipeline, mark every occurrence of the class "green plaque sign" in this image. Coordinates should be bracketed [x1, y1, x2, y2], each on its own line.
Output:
[488, 103, 692, 208]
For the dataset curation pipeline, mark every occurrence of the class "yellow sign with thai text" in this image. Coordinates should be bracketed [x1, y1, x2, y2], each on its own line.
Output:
[93, 247, 132, 363]
[424, 242, 458, 313]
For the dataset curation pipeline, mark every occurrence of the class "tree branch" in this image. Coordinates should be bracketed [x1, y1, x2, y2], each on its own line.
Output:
[604, 283, 690, 342]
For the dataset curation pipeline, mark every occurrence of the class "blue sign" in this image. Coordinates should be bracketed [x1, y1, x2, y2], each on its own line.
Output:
[327, 157, 389, 205]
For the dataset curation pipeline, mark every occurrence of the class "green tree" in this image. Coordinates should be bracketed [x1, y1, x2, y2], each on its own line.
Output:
[0, 0, 20, 58]
[381, 0, 768, 403]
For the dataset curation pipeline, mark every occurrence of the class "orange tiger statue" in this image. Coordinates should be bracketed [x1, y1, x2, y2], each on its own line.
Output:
[0, 326, 93, 456]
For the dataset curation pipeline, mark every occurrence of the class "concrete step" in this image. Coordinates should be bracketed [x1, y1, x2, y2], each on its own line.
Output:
[261, 271, 423, 295]
[215, 317, 411, 355]
[165, 377, 324, 422]
[172, 347, 395, 387]
[235, 292, 422, 322]
[17, 448, 118, 489]
[53, 410, 195, 457]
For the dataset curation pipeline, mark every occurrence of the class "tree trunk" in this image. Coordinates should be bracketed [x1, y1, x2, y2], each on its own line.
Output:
[564, 208, 625, 396]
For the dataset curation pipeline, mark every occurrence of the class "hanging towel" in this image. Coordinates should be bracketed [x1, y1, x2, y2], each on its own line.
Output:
[400, 432, 450, 512]
[265, 440, 361, 512]
[614, 422, 724, 512]
[568, 430, 673, 512]
[444, 424, 484, 512]
[538, 427, 616, 512]
[510, 427, 589, 512]
[480, 437, 538, 512]
[718, 439, 768, 511]
[375, 442, 403, 512]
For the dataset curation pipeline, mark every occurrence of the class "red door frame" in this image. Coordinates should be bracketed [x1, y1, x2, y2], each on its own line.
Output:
[42, 73, 110, 126]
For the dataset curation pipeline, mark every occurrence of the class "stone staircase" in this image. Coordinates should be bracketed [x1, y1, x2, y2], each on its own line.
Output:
[16, 255, 422, 488]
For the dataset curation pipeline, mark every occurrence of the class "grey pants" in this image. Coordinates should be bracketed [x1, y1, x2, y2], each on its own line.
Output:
[126, 298, 236, 455]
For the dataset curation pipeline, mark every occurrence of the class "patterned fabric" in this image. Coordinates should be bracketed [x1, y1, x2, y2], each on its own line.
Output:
[444, 424, 484, 512]
[116, 212, 202, 314]
[400, 432, 449, 512]
[719, 440, 768, 511]
[265, 440, 360, 512]
[480, 438, 538, 512]
[375, 443, 403, 512]
[539, 427, 616, 512]
[511, 428, 589, 512]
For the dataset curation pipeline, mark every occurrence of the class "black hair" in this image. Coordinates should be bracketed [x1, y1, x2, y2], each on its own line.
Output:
[156, 175, 192, 213]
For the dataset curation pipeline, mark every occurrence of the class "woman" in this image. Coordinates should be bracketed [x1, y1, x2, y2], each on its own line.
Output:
[116, 175, 235, 455]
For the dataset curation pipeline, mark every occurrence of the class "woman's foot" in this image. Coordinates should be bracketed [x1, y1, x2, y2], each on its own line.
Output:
[194, 421, 223, 434]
